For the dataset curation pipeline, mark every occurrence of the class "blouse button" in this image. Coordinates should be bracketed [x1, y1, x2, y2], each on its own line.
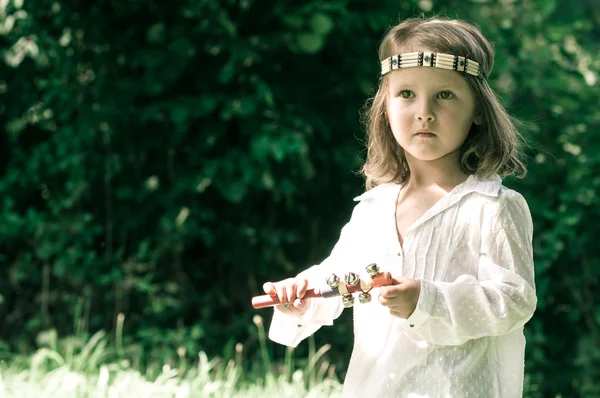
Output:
[397, 251, 402, 257]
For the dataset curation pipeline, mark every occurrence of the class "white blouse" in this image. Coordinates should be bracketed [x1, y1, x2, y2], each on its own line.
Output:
[268, 174, 537, 398]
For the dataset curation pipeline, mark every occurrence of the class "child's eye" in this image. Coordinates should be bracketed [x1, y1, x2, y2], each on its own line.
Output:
[437, 91, 455, 100]
[399, 90, 414, 99]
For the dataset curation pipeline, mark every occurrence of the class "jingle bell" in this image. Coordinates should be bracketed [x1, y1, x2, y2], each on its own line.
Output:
[342, 294, 355, 308]
[326, 274, 340, 288]
[358, 292, 371, 304]
[366, 263, 379, 276]
[344, 272, 359, 287]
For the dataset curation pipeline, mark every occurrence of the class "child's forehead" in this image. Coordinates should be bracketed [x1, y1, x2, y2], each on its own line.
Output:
[387, 67, 467, 88]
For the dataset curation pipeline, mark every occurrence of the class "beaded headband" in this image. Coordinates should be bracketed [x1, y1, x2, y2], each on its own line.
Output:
[380, 52, 486, 80]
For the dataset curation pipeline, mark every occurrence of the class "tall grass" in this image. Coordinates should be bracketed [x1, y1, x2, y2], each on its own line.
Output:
[0, 314, 342, 398]
[0, 313, 547, 398]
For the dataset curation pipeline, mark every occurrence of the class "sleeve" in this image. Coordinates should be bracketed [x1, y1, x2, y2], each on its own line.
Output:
[405, 190, 537, 346]
[268, 200, 368, 348]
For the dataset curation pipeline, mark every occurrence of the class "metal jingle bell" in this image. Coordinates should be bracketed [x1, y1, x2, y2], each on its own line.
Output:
[326, 273, 340, 288]
[342, 294, 355, 308]
[366, 263, 380, 276]
[358, 292, 371, 304]
[344, 272, 359, 287]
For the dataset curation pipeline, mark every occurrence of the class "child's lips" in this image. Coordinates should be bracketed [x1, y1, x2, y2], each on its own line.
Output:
[415, 130, 436, 137]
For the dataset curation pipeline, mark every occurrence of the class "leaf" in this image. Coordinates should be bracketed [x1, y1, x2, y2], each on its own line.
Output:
[539, 0, 557, 17]
[198, 96, 218, 117]
[170, 106, 189, 124]
[310, 13, 333, 36]
[147, 23, 166, 43]
[219, 59, 236, 83]
[261, 172, 275, 190]
[282, 14, 304, 29]
[221, 181, 247, 203]
[297, 33, 324, 54]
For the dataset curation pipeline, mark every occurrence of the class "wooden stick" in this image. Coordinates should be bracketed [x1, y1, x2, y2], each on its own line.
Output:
[251, 271, 393, 309]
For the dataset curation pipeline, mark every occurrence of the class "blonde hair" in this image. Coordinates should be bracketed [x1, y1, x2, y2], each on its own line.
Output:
[361, 17, 527, 189]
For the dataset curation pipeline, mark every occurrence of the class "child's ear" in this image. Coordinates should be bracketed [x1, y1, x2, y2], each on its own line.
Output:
[474, 112, 483, 126]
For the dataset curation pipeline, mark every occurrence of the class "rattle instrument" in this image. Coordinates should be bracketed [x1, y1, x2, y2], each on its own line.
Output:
[252, 263, 392, 309]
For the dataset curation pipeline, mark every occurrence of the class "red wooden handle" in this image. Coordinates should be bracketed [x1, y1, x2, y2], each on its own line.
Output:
[251, 272, 393, 309]
[251, 288, 321, 309]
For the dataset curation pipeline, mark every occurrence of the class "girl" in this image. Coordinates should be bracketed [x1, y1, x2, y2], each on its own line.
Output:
[263, 17, 536, 398]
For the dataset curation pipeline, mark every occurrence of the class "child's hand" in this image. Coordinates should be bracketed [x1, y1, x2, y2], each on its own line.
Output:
[377, 277, 421, 319]
[263, 278, 311, 314]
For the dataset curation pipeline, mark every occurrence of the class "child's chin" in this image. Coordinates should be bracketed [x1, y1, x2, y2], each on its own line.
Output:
[407, 151, 446, 162]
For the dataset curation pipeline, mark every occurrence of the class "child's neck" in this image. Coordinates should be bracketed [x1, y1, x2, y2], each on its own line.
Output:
[405, 155, 469, 191]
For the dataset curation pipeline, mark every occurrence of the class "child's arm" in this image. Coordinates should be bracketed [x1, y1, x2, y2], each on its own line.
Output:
[267, 264, 344, 347]
[266, 201, 369, 347]
[402, 190, 537, 346]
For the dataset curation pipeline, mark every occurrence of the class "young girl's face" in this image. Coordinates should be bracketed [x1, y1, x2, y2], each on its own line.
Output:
[386, 65, 481, 164]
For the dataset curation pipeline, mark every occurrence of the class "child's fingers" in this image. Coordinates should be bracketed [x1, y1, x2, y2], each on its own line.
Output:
[390, 277, 402, 285]
[263, 278, 310, 310]
[286, 282, 297, 304]
[276, 284, 288, 305]
[378, 286, 411, 307]
[379, 277, 413, 297]
[293, 297, 309, 310]
[297, 279, 309, 299]
[378, 293, 392, 307]
[378, 279, 420, 318]
[380, 298, 401, 309]
[262, 282, 277, 297]
[378, 293, 409, 311]
[378, 284, 405, 299]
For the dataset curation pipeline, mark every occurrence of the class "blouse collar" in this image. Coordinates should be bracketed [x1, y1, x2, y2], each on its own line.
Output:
[354, 174, 502, 202]
[353, 174, 503, 232]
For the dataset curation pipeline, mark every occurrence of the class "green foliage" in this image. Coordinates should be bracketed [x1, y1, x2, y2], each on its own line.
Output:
[0, 324, 563, 397]
[0, 0, 599, 395]
[0, 321, 343, 398]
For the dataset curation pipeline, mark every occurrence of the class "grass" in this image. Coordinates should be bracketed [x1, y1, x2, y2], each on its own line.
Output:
[0, 313, 553, 397]
[0, 315, 343, 398]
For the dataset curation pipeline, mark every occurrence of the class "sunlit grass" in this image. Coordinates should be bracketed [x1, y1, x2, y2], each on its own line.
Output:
[0, 312, 549, 397]
[0, 314, 342, 398]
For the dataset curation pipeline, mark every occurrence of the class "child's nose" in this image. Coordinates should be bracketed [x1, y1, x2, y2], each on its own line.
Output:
[415, 99, 435, 122]
[415, 109, 435, 122]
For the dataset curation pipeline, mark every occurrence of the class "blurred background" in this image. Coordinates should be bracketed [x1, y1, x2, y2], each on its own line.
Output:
[0, 0, 599, 396]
